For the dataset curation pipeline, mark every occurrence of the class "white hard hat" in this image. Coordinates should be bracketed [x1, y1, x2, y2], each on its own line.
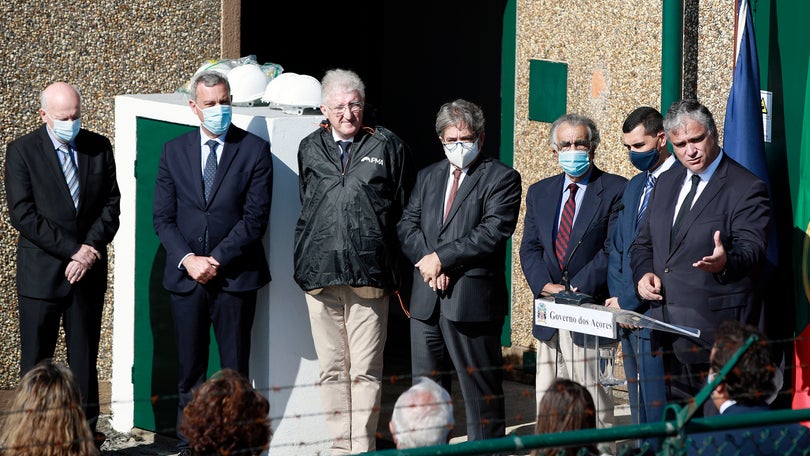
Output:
[227, 64, 269, 106]
[262, 73, 322, 115]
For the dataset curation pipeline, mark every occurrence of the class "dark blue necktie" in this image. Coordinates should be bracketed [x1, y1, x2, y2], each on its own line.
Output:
[337, 140, 351, 171]
[204, 140, 218, 202]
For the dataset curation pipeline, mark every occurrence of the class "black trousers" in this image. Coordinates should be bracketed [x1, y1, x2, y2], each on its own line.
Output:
[410, 309, 506, 441]
[170, 285, 257, 446]
[19, 287, 104, 432]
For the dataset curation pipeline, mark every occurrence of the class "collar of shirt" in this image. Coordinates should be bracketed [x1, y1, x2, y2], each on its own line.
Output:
[651, 154, 678, 179]
[561, 167, 593, 193]
[46, 126, 75, 151]
[331, 132, 355, 145]
[199, 131, 226, 173]
[684, 149, 724, 184]
[719, 399, 737, 414]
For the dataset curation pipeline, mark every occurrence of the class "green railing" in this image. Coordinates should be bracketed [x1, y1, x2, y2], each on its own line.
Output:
[366, 334, 810, 455]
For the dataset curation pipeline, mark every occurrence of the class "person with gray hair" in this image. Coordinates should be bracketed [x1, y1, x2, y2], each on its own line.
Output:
[398, 98, 521, 441]
[630, 99, 770, 414]
[520, 112, 626, 428]
[294, 68, 413, 454]
[389, 377, 454, 449]
[154, 70, 273, 455]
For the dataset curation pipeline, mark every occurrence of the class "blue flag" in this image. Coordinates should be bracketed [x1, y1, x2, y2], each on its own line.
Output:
[723, 0, 777, 267]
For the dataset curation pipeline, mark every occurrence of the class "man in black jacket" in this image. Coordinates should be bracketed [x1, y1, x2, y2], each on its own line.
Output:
[294, 68, 413, 455]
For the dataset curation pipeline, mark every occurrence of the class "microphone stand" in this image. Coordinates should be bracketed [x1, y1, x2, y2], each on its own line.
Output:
[553, 202, 624, 306]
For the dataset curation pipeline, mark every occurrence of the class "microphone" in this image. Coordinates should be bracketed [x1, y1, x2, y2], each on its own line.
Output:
[554, 202, 624, 305]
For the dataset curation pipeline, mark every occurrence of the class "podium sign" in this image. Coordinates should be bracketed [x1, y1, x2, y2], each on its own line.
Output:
[534, 298, 616, 338]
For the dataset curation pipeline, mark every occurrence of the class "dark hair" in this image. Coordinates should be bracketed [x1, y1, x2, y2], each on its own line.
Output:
[531, 379, 598, 456]
[711, 320, 775, 406]
[622, 106, 663, 135]
[180, 369, 271, 455]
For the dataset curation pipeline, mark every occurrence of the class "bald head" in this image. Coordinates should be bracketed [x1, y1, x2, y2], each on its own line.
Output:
[39, 83, 82, 142]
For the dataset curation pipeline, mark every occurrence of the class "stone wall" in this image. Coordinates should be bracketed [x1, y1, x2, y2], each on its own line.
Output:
[510, 0, 735, 349]
[0, 0, 220, 388]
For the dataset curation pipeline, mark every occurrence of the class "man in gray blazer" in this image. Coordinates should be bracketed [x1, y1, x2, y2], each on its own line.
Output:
[398, 99, 522, 441]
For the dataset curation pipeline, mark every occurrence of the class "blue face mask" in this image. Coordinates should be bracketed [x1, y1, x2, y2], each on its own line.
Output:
[200, 104, 232, 135]
[629, 148, 660, 172]
[47, 112, 81, 142]
[558, 150, 590, 177]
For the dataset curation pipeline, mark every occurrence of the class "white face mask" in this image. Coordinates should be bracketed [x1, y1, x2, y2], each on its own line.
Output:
[46, 111, 81, 142]
[444, 139, 480, 169]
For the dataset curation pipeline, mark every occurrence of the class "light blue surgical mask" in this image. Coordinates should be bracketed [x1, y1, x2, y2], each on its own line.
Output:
[46, 111, 81, 143]
[200, 104, 232, 135]
[558, 150, 590, 177]
[629, 148, 660, 172]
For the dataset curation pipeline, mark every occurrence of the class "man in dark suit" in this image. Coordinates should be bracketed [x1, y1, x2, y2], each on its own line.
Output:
[153, 71, 273, 454]
[520, 113, 627, 428]
[606, 107, 678, 426]
[5, 82, 120, 439]
[398, 99, 521, 440]
[631, 99, 770, 409]
[687, 320, 810, 455]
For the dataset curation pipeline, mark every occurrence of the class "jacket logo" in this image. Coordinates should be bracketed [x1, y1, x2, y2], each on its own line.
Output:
[360, 156, 384, 166]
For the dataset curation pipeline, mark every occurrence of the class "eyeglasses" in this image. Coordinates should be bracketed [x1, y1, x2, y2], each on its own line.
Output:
[555, 140, 591, 152]
[329, 101, 364, 116]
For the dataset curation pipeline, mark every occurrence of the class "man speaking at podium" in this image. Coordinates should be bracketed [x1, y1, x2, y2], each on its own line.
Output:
[630, 100, 770, 412]
[520, 113, 626, 428]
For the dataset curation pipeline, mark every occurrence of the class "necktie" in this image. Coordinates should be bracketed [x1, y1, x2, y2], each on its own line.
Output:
[204, 140, 218, 202]
[555, 183, 578, 269]
[636, 173, 657, 229]
[59, 145, 79, 209]
[444, 167, 462, 222]
[672, 174, 701, 240]
[337, 140, 351, 171]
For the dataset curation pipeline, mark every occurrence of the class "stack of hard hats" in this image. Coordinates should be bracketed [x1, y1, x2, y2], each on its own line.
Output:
[227, 63, 270, 106]
[261, 73, 322, 115]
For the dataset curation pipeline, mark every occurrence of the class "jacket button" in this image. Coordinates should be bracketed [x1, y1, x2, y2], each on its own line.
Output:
[437, 237, 443, 243]
[198, 237, 203, 242]
[664, 267, 671, 273]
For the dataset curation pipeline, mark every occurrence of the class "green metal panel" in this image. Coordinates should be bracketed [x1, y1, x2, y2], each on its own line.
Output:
[133, 118, 222, 433]
[501, 0, 517, 346]
[528, 59, 568, 123]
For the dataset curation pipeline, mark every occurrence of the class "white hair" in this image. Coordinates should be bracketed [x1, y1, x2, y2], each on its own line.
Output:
[390, 377, 454, 449]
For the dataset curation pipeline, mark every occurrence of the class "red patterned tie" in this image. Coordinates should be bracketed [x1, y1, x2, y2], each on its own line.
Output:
[555, 183, 578, 269]
[444, 168, 462, 222]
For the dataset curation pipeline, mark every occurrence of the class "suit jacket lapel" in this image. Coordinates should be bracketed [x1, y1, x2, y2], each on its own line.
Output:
[74, 134, 91, 211]
[670, 156, 728, 252]
[442, 159, 485, 230]
[626, 175, 646, 236]
[38, 126, 76, 210]
[206, 132, 238, 207]
[568, 169, 603, 256]
[537, 174, 564, 263]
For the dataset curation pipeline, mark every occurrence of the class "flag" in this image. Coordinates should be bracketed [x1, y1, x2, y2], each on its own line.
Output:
[792, 53, 810, 424]
[723, 0, 777, 269]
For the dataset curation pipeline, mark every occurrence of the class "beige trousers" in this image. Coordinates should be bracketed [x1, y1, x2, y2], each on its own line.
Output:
[535, 330, 616, 428]
[306, 286, 389, 455]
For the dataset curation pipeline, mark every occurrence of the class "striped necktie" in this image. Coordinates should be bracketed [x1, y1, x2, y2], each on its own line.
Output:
[59, 144, 79, 208]
[636, 173, 657, 229]
[555, 183, 578, 269]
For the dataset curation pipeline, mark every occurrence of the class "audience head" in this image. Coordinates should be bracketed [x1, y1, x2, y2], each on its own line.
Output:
[532, 379, 598, 456]
[180, 369, 271, 455]
[710, 320, 776, 407]
[389, 377, 454, 449]
[0, 359, 98, 455]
